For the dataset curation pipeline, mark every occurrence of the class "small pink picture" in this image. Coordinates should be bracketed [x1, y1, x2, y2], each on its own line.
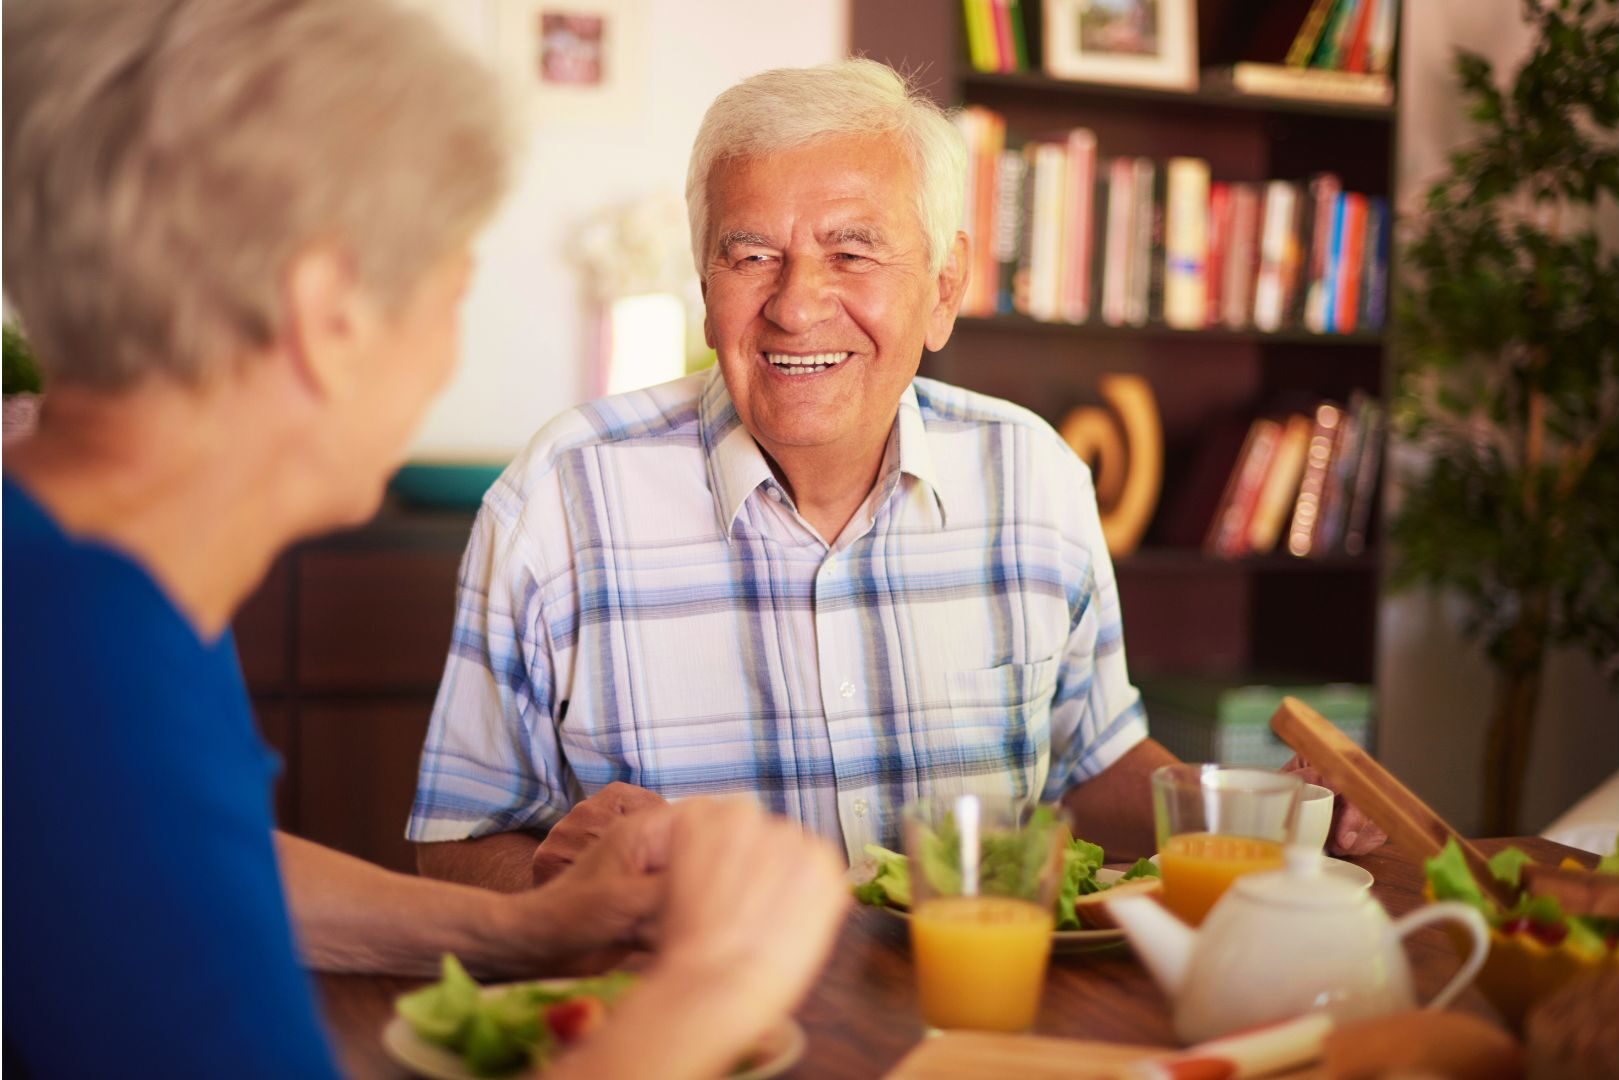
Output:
[539, 13, 606, 86]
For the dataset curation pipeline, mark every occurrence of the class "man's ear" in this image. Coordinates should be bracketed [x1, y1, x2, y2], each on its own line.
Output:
[282, 243, 370, 400]
[925, 231, 970, 353]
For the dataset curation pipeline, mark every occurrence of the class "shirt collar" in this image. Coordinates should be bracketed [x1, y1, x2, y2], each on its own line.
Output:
[699, 369, 950, 537]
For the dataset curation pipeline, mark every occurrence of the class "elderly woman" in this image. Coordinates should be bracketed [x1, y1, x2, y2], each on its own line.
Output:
[1, 1, 845, 1077]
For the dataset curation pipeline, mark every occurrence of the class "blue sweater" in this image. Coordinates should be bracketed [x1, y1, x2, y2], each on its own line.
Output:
[3, 477, 339, 1078]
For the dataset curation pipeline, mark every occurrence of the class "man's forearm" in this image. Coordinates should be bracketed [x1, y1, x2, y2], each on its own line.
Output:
[275, 832, 562, 978]
[1060, 737, 1179, 863]
[415, 831, 541, 892]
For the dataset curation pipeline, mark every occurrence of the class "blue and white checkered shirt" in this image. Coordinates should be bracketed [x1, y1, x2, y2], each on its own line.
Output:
[407, 368, 1147, 860]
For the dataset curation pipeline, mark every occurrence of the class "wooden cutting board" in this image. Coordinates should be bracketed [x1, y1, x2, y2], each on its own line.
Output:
[882, 1031, 1325, 1079]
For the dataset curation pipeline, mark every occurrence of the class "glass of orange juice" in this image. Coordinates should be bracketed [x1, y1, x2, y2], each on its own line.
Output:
[1152, 764, 1301, 926]
[902, 794, 1065, 1033]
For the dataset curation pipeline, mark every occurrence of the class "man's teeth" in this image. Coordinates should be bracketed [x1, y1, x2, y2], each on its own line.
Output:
[766, 352, 849, 375]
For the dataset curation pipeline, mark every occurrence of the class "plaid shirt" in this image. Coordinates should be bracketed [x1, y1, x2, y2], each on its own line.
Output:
[407, 368, 1147, 860]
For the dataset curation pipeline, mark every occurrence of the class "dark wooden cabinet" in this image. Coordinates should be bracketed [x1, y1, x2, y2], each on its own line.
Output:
[851, 0, 1394, 686]
[235, 506, 473, 873]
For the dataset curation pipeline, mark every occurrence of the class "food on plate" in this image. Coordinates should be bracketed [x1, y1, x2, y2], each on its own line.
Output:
[394, 955, 633, 1076]
[852, 810, 1160, 932]
[1424, 838, 1619, 960]
[1071, 877, 1163, 930]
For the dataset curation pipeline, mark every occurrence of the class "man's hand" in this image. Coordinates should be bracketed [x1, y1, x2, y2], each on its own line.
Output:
[532, 782, 668, 886]
[1282, 755, 1388, 857]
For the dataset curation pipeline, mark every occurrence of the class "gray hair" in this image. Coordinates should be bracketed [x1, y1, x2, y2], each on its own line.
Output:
[685, 58, 967, 280]
[2, 0, 511, 390]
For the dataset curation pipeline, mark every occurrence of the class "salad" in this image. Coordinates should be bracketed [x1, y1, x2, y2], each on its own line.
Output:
[1424, 837, 1619, 958]
[394, 955, 634, 1077]
[852, 807, 1158, 931]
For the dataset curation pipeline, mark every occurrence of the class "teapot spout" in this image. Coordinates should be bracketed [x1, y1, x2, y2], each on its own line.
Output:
[1107, 894, 1196, 998]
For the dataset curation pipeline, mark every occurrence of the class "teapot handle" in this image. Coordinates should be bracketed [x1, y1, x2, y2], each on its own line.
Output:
[1389, 901, 1490, 1011]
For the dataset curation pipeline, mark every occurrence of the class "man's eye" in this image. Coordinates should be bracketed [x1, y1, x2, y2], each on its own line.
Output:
[834, 252, 870, 264]
[736, 254, 776, 269]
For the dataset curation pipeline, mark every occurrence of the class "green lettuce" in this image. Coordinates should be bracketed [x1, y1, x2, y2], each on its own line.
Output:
[396, 954, 481, 1047]
[852, 844, 911, 908]
[1487, 846, 1534, 890]
[1424, 839, 1495, 916]
[1120, 857, 1161, 881]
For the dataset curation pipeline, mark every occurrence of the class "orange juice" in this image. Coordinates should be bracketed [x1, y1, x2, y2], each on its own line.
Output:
[1158, 832, 1284, 925]
[909, 895, 1053, 1031]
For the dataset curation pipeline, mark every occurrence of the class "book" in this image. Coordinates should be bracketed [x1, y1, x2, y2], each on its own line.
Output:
[1222, 183, 1261, 330]
[1205, 182, 1232, 329]
[1342, 0, 1378, 73]
[1163, 157, 1210, 329]
[1286, 0, 1340, 68]
[1126, 157, 1156, 327]
[1011, 142, 1039, 314]
[963, 0, 997, 73]
[1312, 0, 1362, 69]
[1247, 413, 1313, 554]
[1334, 192, 1368, 333]
[1146, 161, 1168, 325]
[1368, 0, 1399, 75]
[1209, 63, 1393, 106]
[1207, 418, 1283, 558]
[1287, 402, 1343, 557]
[1253, 181, 1298, 333]
[1302, 173, 1342, 332]
[971, 108, 1006, 316]
[1343, 398, 1384, 556]
[1318, 191, 1348, 332]
[1026, 141, 1067, 322]
[992, 141, 1029, 314]
[1101, 156, 1134, 326]
[1059, 129, 1097, 324]
[1315, 391, 1367, 552]
[1091, 168, 1112, 324]
[990, 0, 1015, 73]
[1360, 196, 1391, 328]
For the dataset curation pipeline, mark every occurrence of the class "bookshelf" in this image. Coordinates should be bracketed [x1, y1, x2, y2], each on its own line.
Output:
[850, 0, 1395, 687]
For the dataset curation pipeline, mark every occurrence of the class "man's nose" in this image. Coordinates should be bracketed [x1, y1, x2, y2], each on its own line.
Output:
[763, 256, 838, 334]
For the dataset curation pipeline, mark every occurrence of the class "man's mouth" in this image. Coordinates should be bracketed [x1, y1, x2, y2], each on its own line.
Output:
[764, 351, 851, 376]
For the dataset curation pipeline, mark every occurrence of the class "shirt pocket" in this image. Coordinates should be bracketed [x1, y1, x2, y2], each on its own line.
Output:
[927, 656, 1060, 803]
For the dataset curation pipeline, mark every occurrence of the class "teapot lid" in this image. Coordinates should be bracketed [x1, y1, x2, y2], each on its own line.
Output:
[1232, 846, 1369, 908]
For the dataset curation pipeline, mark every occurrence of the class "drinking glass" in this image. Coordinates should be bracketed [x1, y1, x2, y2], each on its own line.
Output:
[1152, 764, 1302, 926]
[901, 794, 1065, 1033]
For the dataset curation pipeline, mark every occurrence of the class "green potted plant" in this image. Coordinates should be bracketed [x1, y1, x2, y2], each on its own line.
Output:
[1391, 0, 1619, 835]
[3, 321, 44, 440]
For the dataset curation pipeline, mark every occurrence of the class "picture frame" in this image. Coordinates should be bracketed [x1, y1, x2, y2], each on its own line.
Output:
[493, 0, 649, 127]
[1042, 0, 1198, 91]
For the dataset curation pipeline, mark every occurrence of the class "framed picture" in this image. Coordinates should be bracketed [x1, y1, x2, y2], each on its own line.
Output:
[1043, 0, 1198, 91]
[494, 0, 648, 127]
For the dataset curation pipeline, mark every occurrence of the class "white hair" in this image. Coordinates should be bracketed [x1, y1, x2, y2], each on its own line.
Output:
[685, 58, 967, 280]
[2, 0, 511, 390]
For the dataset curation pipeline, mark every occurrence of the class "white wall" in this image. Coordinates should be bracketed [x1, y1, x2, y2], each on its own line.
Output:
[1379, 0, 1619, 835]
[407, 0, 850, 458]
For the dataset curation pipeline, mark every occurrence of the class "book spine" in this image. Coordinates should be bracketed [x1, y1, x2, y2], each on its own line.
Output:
[992, 143, 1027, 314]
[1343, 398, 1384, 556]
[991, 0, 1015, 73]
[1102, 157, 1133, 326]
[1314, 0, 1362, 69]
[1362, 196, 1391, 328]
[1012, 142, 1038, 314]
[1368, 0, 1399, 75]
[1315, 391, 1366, 552]
[1287, 402, 1344, 557]
[1343, 0, 1378, 73]
[1303, 173, 1341, 332]
[1126, 157, 1156, 327]
[1028, 142, 1067, 322]
[1061, 128, 1097, 324]
[1248, 413, 1313, 554]
[964, 0, 996, 74]
[1147, 161, 1168, 324]
[1286, 182, 1317, 329]
[1223, 183, 1260, 330]
[1205, 182, 1231, 329]
[1252, 180, 1296, 332]
[1164, 157, 1210, 330]
[1008, 0, 1030, 72]
[1287, 0, 1340, 67]
[1320, 191, 1348, 333]
[1213, 419, 1284, 558]
[1336, 192, 1367, 333]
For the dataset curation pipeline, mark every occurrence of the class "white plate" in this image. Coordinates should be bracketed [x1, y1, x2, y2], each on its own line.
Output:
[380, 979, 806, 1080]
[867, 867, 1132, 953]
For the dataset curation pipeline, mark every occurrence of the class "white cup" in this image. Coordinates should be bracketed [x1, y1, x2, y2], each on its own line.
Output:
[1294, 783, 1335, 851]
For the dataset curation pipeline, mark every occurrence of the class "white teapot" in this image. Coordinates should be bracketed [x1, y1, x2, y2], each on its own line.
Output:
[1108, 848, 1489, 1045]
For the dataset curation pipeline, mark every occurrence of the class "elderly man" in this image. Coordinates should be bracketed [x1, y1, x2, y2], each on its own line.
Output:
[410, 60, 1380, 891]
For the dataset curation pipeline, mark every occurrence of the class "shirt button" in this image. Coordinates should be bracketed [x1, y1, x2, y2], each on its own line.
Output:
[767, 487, 783, 503]
[839, 680, 856, 699]
[853, 798, 869, 817]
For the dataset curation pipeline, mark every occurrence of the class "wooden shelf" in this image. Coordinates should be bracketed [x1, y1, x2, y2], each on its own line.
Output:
[955, 314, 1386, 347]
[961, 71, 1396, 122]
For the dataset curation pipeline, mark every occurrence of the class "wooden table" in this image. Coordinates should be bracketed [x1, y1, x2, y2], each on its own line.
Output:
[317, 837, 1585, 1078]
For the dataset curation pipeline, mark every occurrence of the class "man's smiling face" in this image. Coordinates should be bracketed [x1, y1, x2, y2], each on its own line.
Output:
[701, 134, 962, 469]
